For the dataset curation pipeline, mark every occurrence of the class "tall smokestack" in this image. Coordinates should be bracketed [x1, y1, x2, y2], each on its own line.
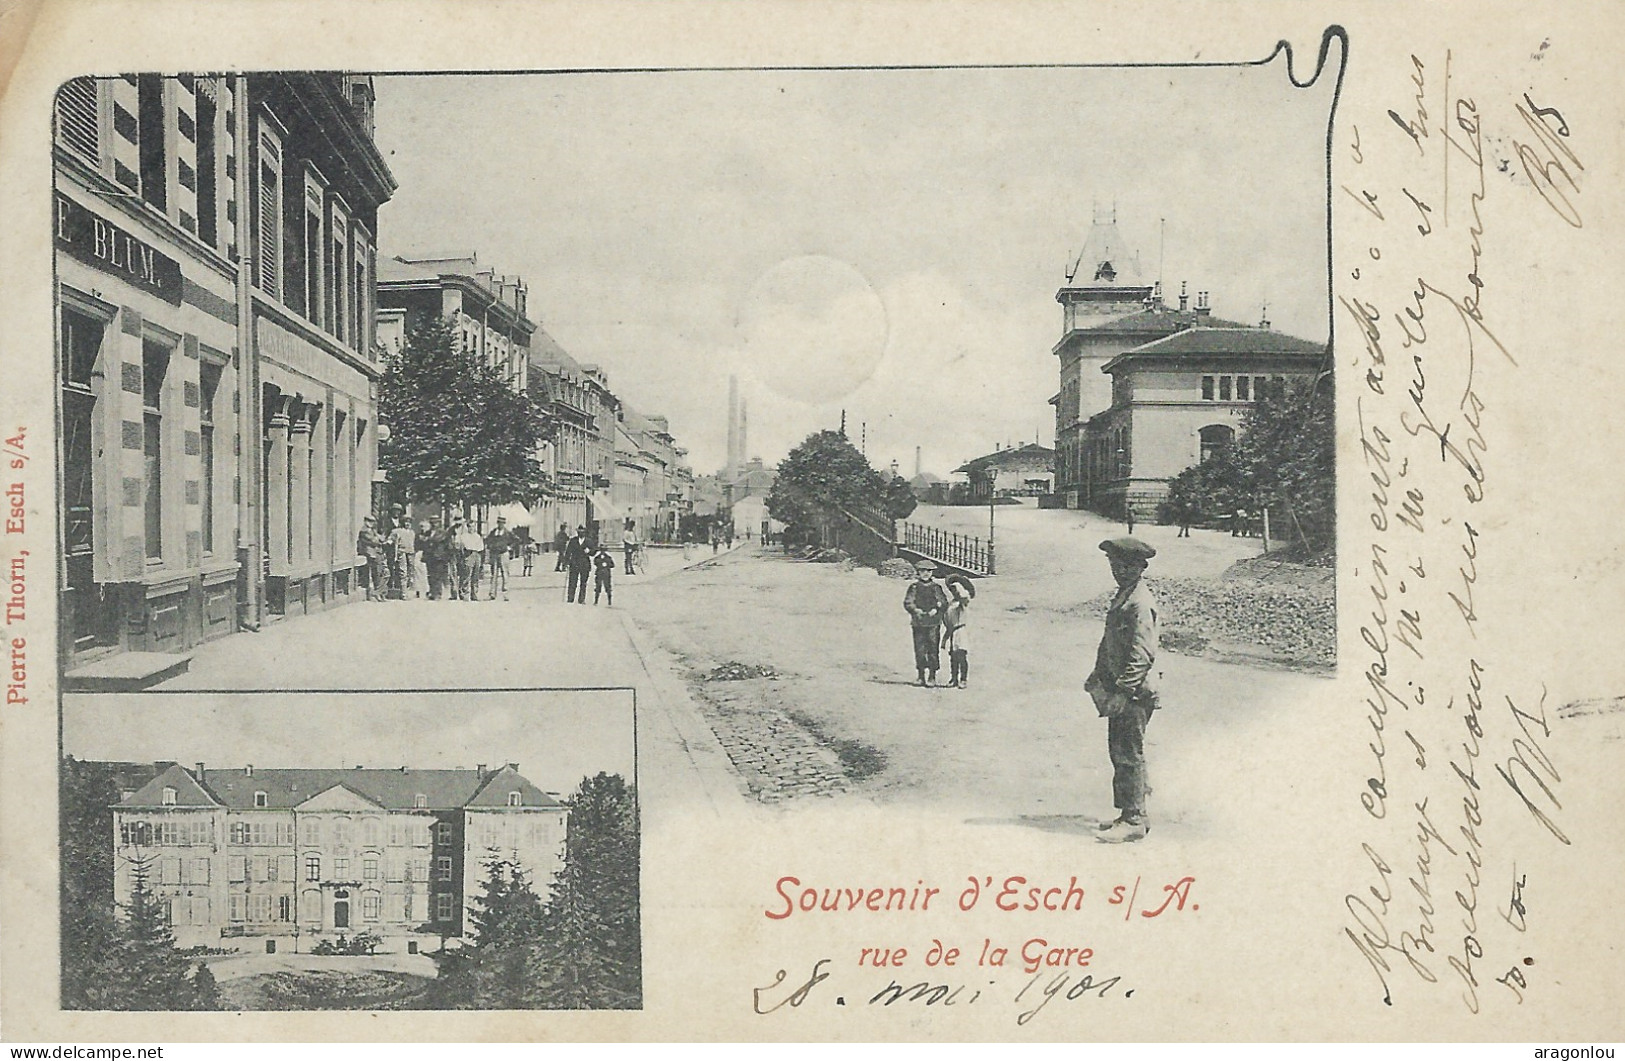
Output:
[739, 398, 748, 474]
[727, 376, 739, 478]
[915, 446, 922, 479]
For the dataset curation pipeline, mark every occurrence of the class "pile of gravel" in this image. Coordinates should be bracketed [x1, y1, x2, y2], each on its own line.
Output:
[877, 557, 917, 579]
[707, 661, 782, 681]
[1082, 576, 1335, 670]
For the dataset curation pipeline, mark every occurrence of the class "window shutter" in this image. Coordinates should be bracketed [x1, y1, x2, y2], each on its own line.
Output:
[56, 77, 101, 163]
[256, 129, 282, 298]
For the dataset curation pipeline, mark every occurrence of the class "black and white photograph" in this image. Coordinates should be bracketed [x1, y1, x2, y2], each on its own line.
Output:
[59, 689, 639, 1010]
[6, 0, 1625, 1043]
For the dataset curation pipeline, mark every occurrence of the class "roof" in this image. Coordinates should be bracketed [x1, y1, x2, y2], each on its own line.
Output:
[1102, 326, 1326, 372]
[119, 764, 219, 809]
[1060, 305, 1254, 342]
[114, 765, 562, 812]
[1063, 216, 1146, 289]
[463, 765, 559, 809]
[954, 442, 1057, 475]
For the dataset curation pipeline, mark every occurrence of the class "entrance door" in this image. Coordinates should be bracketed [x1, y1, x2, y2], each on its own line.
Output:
[333, 898, 350, 929]
[60, 308, 117, 655]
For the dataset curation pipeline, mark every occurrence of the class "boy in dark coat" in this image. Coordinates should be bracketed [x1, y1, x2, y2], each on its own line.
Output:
[903, 559, 949, 686]
[592, 543, 615, 605]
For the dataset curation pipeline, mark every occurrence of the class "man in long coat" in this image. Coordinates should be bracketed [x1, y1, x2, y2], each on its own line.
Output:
[564, 524, 592, 604]
[1086, 536, 1160, 843]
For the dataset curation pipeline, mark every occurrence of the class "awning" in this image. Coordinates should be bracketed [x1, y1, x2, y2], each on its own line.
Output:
[494, 502, 534, 527]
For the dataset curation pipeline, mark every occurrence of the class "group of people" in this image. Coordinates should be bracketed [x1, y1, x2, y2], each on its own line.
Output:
[553, 524, 627, 606]
[356, 505, 534, 603]
[902, 535, 1162, 845]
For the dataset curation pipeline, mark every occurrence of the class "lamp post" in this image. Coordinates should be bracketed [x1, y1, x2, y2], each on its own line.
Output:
[1117, 445, 1134, 535]
[986, 467, 998, 575]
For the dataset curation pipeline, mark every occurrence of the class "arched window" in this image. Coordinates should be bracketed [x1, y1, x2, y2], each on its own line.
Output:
[1199, 424, 1236, 463]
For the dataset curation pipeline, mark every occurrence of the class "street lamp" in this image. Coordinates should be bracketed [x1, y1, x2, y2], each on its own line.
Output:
[1117, 446, 1134, 535]
[986, 467, 998, 575]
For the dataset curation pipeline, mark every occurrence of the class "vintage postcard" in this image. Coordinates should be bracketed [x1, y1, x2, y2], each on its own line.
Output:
[1, 0, 1622, 1043]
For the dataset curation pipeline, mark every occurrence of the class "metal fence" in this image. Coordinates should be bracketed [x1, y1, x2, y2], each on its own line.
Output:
[899, 522, 994, 575]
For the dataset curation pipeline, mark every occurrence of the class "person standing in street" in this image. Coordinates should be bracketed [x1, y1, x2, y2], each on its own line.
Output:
[564, 524, 592, 604]
[941, 574, 975, 689]
[423, 516, 450, 600]
[903, 559, 948, 686]
[554, 524, 570, 571]
[484, 515, 513, 601]
[623, 527, 639, 575]
[521, 537, 537, 577]
[592, 542, 615, 605]
[389, 517, 418, 599]
[357, 516, 386, 601]
[1085, 537, 1161, 844]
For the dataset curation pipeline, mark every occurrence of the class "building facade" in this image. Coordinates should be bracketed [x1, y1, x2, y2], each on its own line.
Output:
[952, 443, 1056, 501]
[52, 73, 395, 671]
[375, 253, 534, 392]
[111, 762, 565, 953]
[1082, 326, 1326, 519]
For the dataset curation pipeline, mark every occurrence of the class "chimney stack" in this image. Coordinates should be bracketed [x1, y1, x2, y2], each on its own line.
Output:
[477, 764, 487, 779]
[195, 762, 206, 781]
[1196, 291, 1211, 316]
[915, 446, 922, 478]
[1178, 281, 1188, 312]
[245, 764, 253, 777]
[1259, 304, 1271, 330]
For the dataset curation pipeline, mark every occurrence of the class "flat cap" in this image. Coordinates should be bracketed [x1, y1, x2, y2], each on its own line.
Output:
[914, 559, 938, 572]
[1100, 536, 1156, 561]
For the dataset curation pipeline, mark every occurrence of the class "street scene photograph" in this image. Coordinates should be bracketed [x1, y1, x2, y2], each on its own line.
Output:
[58, 688, 639, 1010]
[48, 54, 1334, 1006]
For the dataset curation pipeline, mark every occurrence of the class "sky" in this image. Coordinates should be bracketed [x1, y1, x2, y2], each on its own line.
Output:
[62, 690, 637, 797]
[370, 60, 1335, 479]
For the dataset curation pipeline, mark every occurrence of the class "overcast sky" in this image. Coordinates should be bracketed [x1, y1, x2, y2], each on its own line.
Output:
[371, 60, 1333, 478]
[63, 690, 636, 797]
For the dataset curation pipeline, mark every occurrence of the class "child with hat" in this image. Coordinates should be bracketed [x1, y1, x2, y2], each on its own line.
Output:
[941, 574, 976, 688]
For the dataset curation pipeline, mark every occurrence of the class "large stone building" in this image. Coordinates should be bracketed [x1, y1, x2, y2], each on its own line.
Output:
[1048, 213, 1325, 518]
[52, 73, 395, 676]
[111, 762, 566, 953]
[375, 253, 534, 393]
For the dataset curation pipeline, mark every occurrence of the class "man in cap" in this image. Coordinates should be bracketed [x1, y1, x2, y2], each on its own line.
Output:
[903, 559, 949, 686]
[422, 515, 451, 600]
[484, 515, 513, 601]
[357, 516, 386, 602]
[1086, 536, 1160, 843]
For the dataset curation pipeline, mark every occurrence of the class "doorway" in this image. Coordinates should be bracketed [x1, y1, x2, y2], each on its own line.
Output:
[333, 889, 350, 929]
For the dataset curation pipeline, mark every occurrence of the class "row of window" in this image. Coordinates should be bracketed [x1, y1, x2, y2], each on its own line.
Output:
[163, 889, 459, 926]
[255, 116, 375, 356]
[296, 853, 452, 883]
[1201, 375, 1286, 402]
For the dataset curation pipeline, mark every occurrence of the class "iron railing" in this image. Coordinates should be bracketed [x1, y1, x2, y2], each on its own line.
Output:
[899, 522, 994, 576]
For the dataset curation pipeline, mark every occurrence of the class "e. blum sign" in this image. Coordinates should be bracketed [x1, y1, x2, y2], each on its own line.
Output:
[54, 193, 182, 305]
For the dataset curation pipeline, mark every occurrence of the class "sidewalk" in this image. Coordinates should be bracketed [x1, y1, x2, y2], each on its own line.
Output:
[102, 550, 750, 818]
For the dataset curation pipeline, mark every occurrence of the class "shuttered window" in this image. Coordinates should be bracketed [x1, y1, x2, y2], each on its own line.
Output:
[55, 77, 100, 163]
[256, 124, 282, 299]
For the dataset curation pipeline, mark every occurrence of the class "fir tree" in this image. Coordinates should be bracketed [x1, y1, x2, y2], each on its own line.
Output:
[428, 853, 547, 1009]
[523, 773, 641, 1010]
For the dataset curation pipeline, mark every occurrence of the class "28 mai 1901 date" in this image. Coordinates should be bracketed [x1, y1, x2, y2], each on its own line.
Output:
[754, 957, 1130, 1026]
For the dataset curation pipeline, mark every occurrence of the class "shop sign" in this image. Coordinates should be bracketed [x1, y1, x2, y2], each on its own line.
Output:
[54, 192, 183, 305]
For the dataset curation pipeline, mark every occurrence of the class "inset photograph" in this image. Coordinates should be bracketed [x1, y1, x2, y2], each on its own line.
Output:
[59, 688, 639, 1011]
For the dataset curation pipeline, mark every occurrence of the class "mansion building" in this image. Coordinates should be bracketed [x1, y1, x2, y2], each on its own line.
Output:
[112, 762, 566, 953]
[1049, 213, 1326, 519]
[53, 73, 396, 677]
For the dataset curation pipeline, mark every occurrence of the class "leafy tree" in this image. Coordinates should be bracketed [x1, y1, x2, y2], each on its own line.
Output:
[881, 475, 919, 521]
[1158, 375, 1335, 554]
[769, 429, 914, 540]
[378, 314, 552, 509]
[1234, 375, 1335, 552]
